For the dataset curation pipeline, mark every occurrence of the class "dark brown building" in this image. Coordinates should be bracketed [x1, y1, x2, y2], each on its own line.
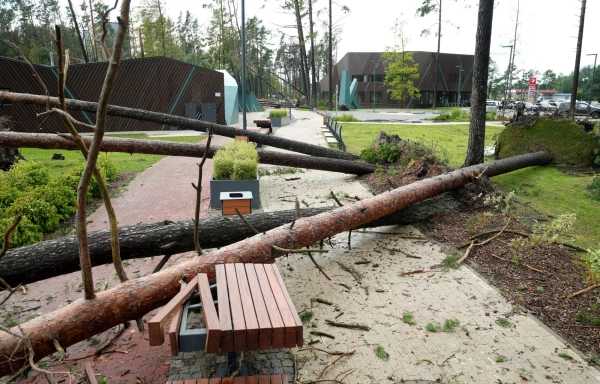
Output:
[0, 56, 225, 133]
[319, 51, 475, 108]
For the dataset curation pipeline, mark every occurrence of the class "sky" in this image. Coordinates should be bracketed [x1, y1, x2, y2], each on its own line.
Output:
[98, 0, 600, 77]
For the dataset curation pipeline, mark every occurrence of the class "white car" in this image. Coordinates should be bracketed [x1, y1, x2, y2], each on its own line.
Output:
[486, 100, 499, 112]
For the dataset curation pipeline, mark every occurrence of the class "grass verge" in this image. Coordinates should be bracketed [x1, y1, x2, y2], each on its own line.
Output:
[20, 134, 205, 179]
[342, 123, 503, 167]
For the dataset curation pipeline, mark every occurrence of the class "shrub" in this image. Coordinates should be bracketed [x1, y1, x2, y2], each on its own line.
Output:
[379, 143, 401, 163]
[269, 109, 287, 118]
[3, 160, 49, 191]
[360, 147, 379, 164]
[317, 100, 328, 108]
[586, 176, 600, 201]
[338, 103, 349, 111]
[213, 141, 259, 180]
[98, 155, 118, 182]
[332, 113, 360, 122]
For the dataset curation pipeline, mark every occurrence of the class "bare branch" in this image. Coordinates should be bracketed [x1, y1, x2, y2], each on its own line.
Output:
[194, 128, 213, 254]
[0, 215, 21, 261]
[37, 108, 95, 131]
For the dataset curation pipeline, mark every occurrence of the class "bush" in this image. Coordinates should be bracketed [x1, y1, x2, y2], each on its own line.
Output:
[213, 141, 259, 180]
[269, 109, 288, 118]
[360, 147, 379, 164]
[317, 100, 328, 108]
[2, 160, 49, 191]
[586, 176, 600, 201]
[332, 113, 360, 122]
[338, 104, 349, 111]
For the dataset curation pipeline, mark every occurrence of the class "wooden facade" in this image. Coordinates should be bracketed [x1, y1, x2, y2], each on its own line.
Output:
[0, 56, 225, 133]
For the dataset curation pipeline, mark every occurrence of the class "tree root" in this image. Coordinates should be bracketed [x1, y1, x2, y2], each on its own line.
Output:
[567, 283, 600, 299]
[458, 218, 511, 264]
[490, 254, 547, 274]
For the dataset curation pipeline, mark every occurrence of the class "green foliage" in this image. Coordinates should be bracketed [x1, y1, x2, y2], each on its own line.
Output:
[576, 312, 589, 323]
[402, 312, 417, 326]
[360, 147, 380, 164]
[382, 18, 420, 105]
[515, 285, 526, 291]
[0, 159, 118, 248]
[581, 248, 600, 286]
[484, 191, 515, 216]
[496, 117, 597, 167]
[299, 310, 313, 323]
[495, 317, 511, 328]
[558, 352, 573, 360]
[432, 108, 470, 122]
[495, 355, 508, 363]
[442, 253, 460, 269]
[97, 155, 118, 182]
[536, 286, 544, 292]
[426, 323, 441, 332]
[332, 113, 360, 122]
[212, 142, 259, 180]
[585, 176, 600, 201]
[269, 109, 288, 118]
[373, 345, 389, 361]
[317, 100, 328, 108]
[443, 318, 460, 331]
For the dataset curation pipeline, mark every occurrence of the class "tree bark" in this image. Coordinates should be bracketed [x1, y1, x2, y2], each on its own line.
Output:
[570, 0, 586, 120]
[328, 0, 333, 109]
[0, 193, 463, 286]
[0, 151, 551, 376]
[0, 92, 359, 161]
[308, 0, 317, 109]
[66, 0, 89, 63]
[432, 0, 441, 109]
[463, 0, 494, 167]
[0, 147, 23, 171]
[0, 132, 374, 175]
[292, 0, 310, 108]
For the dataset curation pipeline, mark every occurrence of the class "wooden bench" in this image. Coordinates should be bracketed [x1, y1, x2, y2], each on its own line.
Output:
[246, 127, 271, 135]
[166, 374, 288, 384]
[149, 264, 303, 379]
[253, 119, 272, 131]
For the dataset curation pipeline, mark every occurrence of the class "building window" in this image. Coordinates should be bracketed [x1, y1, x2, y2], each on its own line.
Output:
[0, 88, 10, 106]
[357, 91, 365, 104]
[352, 75, 365, 83]
[368, 74, 385, 82]
[369, 91, 382, 104]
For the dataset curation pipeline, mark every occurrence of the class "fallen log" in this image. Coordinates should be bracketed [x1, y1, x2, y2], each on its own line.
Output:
[0, 152, 551, 376]
[0, 132, 375, 175]
[0, 92, 359, 161]
[0, 193, 463, 286]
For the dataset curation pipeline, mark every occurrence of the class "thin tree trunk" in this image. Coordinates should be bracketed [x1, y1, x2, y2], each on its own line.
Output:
[0, 132, 374, 174]
[138, 27, 144, 58]
[0, 151, 552, 376]
[570, 0, 587, 120]
[89, 0, 98, 61]
[464, 0, 494, 167]
[308, 0, 317, 108]
[66, 0, 89, 63]
[508, 0, 519, 103]
[0, 193, 465, 286]
[0, 92, 359, 161]
[157, 0, 167, 56]
[432, 0, 441, 109]
[292, 0, 310, 107]
[328, 0, 333, 109]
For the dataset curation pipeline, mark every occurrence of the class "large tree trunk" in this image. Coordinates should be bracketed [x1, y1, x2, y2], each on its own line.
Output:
[0, 152, 551, 376]
[0, 132, 374, 175]
[463, 0, 494, 167]
[328, 0, 333, 109]
[308, 0, 317, 109]
[0, 193, 463, 286]
[292, 0, 310, 108]
[432, 0, 441, 109]
[0, 92, 359, 161]
[0, 147, 23, 171]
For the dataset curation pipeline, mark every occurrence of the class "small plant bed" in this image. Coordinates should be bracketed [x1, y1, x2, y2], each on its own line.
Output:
[422, 205, 600, 361]
[331, 113, 361, 122]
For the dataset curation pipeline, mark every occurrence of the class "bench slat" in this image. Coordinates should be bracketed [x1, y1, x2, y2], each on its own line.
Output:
[254, 264, 285, 348]
[245, 264, 273, 350]
[216, 264, 234, 352]
[257, 375, 270, 384]
[172, 381, 184, 384]
[184, 380, 197, 384]
[225, 263, 247, 352]
[198, 274, 221, 353]
[197, 380, 209, 384]
[271, 266, 304, 347]
[168, 291, 184, 356]
[246, 377, 258, 384]
[264, 265, 297, 348]
[208, 379, 221, 384]
[221, 378, 233, 384]
[149, 275, 199, 346]
[235, 263, 260, 351]
[270, 375, 283, 384]
[233, 377, 247, 383]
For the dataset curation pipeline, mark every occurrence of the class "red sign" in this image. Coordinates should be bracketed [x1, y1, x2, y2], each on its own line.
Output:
[529, 77, 537, 92]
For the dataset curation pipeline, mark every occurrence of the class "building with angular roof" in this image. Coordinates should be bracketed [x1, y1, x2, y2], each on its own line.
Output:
[0, 56, 225, 133]
[318, 51, 475, 108]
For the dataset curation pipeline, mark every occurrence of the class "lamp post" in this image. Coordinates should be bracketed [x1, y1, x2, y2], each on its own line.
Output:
[501, 45, 513, 123]
[456, 65, 463, 105]
[241, 0, 246, 130]
[587, 53, 597, 105]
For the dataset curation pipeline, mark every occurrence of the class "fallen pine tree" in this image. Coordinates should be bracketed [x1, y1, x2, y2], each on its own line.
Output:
[0, 92, 359, 161]
[0, 131, 376, 175]
[0, 193, 463, 286]
[0, 151, 552, 376]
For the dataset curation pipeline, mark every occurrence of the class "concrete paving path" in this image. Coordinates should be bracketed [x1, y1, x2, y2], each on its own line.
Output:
[14, 110, 600, 384]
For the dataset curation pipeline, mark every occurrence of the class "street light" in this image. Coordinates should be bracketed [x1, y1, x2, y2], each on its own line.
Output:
[371, 58, 381, 113]
[587, 53, 597, 105]
[456, 65, 464, 105]
[501, 45, 513, 123]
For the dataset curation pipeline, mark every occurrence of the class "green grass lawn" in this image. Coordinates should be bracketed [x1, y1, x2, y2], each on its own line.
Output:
[342, 123, 504, 167]
[20, 134, 205, 179]
[492, 167, 599, 249]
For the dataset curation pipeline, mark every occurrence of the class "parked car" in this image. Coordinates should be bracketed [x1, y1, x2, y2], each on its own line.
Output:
[537, 100, 558, 110]
[557, 102, 600, 119]
[523, 102, 538, 112]
[486, 100, 499, 112]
